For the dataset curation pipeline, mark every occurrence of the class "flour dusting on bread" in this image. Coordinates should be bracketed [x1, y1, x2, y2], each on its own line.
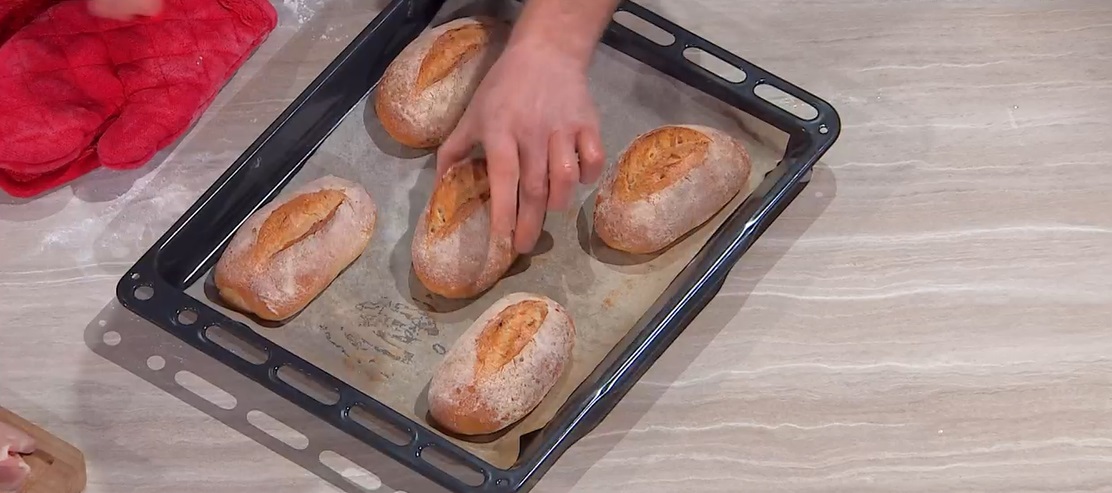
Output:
[594, 124, 752, 254]
[374, 17, 510, 148]
[215, 175, 377, 321]
[427, 293, 575, 435]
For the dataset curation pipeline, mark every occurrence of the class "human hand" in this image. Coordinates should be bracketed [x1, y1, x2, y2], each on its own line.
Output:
[435, 39, 606, 255]
[88, 0, 162, 19]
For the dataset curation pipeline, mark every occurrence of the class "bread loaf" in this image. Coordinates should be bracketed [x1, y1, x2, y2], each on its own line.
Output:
[374, 16, 509, 148]
[214, 175, 377, 321]
[427, 292, 575, 436]
[593, 124, 752, 254]
[411, 158, 516, 299]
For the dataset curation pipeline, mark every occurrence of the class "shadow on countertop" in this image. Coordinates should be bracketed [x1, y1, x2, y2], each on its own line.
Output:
[82, 298, 446, 493]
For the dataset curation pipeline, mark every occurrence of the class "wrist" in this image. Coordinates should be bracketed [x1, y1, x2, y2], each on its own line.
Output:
[507, 29, 595, 73]
[506, 0, 621, 72]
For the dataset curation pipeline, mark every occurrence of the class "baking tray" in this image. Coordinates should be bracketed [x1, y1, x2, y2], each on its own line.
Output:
[115, 0, 841, 491]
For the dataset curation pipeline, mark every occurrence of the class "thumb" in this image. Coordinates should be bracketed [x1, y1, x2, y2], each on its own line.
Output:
[435, 119, 475, 179]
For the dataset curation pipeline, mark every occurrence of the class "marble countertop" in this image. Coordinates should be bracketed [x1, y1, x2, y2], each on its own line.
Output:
[2, 0, 1111, 492]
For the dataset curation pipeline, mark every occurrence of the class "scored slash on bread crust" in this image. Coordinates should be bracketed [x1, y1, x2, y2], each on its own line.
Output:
[427, 293, 575, 436]
[214, 175, 377, 322]
[594, 124, 753, 255]
[475, 299, 547, 377]
[255, 189, 346, 259]
[412, 159, 516, 299]
[374, 16, 509, 149]
[427, 160, 490, 239]
[415, 22, 490, 92]
[614, 126, 713, 202]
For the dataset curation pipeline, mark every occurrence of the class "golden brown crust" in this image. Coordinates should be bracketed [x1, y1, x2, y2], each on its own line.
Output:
[593, 124, 753, 254]
[613, 126, 712, 202]
[412, 159, 516, 299]
[416, 23, 489, 92]
[475, 300, 548, 378]
[427, 160, 490, 240]
[372, 83, 422, 148]
[255, 189, 345, 260]
[427, 293, 575, 436]
[214, 283, 258, 318]
[213, 176, 377, 322]
[373, 17, 509, 149]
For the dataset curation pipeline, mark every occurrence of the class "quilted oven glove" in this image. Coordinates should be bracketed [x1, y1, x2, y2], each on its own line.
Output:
[0, 0, 61, 44]
[0, 0, 277, 198]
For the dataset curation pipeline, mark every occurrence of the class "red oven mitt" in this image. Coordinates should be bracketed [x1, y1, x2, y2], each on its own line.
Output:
[0, 0, 277, 198]
[0, 0, 61, 43]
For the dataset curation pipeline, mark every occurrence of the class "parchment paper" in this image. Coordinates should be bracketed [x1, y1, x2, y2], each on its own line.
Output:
[187, 0, 789, 469]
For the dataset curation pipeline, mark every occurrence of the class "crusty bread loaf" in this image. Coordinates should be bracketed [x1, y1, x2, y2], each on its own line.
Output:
[374, 16, 509, 149]
[214, 175, 377, 321]
[427, 292, 575, 436]
[411, 158, 516, 299]
[593, 124, 752, 254]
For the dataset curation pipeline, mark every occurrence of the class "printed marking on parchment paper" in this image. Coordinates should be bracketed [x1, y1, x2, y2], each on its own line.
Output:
[322, 298, 445, 380]
[323, 323, 416, 366]
[322, 326, 392, 383]
[356, 298, 440, 343]
[341, 354, 389, 382]
[356, 298, 445, 355]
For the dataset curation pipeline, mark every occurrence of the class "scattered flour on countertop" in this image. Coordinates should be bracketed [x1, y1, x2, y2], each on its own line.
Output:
[40, 215, 110, 261]
[37, 164, 164, 255]
[37, 151, 232, 264]
[279, 0, 319, 26]
[98, 180, 199, 261]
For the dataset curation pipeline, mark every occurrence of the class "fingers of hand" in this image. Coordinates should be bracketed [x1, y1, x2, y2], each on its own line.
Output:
[483, 135, 520, 244]
[576, 124, 606, 185]
[546, 131, 579, 211]
[436, 119, 474, 179]
[514, 141, 549, 254]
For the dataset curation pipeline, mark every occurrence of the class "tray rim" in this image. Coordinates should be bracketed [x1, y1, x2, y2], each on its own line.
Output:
[115, 1, 843, 491]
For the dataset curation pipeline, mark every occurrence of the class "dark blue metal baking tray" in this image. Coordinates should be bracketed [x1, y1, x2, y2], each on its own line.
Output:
[116, 0, 841, 491]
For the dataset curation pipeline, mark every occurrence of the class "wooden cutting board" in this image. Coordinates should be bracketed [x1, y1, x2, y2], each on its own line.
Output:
[0, 407, 86, 493]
